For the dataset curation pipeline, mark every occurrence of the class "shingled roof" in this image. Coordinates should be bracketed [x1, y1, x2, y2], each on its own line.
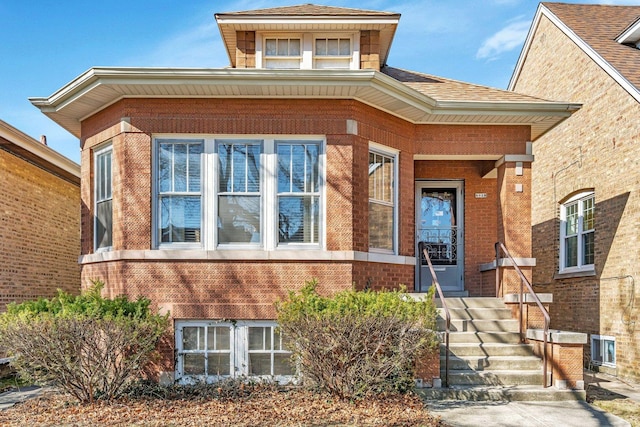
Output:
[511, 2, 640, 97]
[543, 3, 640, 90]
[217, 4, 399, 17]
[383, 67, 553, 104]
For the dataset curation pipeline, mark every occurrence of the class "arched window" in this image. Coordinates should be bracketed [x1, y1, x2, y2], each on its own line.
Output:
[559, 191, 594, 273]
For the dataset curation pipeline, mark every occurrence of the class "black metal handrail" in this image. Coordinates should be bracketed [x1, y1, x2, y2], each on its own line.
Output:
[495, 242, 551, 388]
[422, 248, 450, 388]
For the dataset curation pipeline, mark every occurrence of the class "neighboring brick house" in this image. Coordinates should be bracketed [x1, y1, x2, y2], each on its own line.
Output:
[0, 119, 80, 311]
[510, 3, 640, 383]
[31, 4, 577, 383]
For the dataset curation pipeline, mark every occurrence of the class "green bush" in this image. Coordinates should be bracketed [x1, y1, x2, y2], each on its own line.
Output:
[276, 280, 439, 400]
[0, 282, 168, 403]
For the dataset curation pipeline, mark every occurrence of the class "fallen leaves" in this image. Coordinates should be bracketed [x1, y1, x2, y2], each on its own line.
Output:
[0, 387, 446, 426]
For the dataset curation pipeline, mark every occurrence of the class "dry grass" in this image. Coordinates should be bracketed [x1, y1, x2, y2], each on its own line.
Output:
[587, 384, 640, 427]
[0, 386, 446, 427]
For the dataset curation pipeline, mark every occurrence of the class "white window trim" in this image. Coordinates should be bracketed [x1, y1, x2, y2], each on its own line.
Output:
[256, 32, 359, 70]
[175, 320, 295, 384]
[368, 142, 398, 255]
[94, 143, 113, 253]
[591, 334, 616, 368]
[153, 139, 205, 250]
[559, 191, 595, 274]
[153, 134, 326, 251]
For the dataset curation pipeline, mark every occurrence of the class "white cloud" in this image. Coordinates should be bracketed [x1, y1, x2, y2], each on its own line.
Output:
[476, 19, 531, 60]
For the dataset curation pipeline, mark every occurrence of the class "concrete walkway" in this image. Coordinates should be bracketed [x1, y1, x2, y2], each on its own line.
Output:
[426, 371, 638, 427]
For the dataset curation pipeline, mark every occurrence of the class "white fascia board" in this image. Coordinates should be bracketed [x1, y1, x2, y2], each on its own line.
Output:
[509, 4, 640, 103]
[0, 120, 80, 177]
[434, 100, 580, 115]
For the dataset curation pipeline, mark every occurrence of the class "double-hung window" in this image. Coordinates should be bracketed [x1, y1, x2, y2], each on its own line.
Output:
[217, 141, 262, 245]
[368, 145, 397, 253]
[157, 140, 203, 246]
[277, 142, 320, 245]
[154, 137, 323, 250]
[264, 37, 302, 69]
[94, 145, 113, 251]
[559, 191, 594, 273]
[314, 37, 352, 69]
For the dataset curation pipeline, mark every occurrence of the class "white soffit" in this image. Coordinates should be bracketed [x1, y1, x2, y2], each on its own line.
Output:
[30, 67, 578, 140]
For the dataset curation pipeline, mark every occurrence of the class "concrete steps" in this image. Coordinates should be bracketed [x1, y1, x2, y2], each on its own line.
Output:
[432, 296, 572, 401]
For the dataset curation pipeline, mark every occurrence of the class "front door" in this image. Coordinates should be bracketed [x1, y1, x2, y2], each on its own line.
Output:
[415, 181, 464, 292]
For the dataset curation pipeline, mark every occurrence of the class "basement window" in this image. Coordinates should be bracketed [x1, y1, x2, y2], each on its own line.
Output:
[591, 334, 615, 367]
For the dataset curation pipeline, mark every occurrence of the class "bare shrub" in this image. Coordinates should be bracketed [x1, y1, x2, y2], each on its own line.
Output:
[277, 281, 438, 400]
[0, 282, 167, 403]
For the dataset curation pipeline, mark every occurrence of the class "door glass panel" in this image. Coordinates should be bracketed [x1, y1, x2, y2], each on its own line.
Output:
[418, 188, 457, 266]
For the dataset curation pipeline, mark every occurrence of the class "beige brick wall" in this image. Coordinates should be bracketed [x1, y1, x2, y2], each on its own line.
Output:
[0, 149, 80, 311]
[513, 15, 640, 382]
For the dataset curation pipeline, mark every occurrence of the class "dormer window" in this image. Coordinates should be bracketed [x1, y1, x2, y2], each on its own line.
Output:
[264, 37, 302, 69]
[257, 33, 358, 70]
[314, 37, 352, 69]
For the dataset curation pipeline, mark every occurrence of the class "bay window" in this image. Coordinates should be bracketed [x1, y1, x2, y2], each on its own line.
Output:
[368, 145, 397, 253]
[154, 136, 324, 250]
[94, 144, 113, 251]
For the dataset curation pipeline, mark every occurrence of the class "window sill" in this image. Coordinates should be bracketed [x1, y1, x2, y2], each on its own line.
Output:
[79, 249, 416, 266]
[554, 268, 596, 280]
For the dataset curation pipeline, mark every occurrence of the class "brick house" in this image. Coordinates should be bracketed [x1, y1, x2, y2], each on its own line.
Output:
[30, 5, 578, 384]
[510, 3, 640, 383]
[0, 119, 80, 311]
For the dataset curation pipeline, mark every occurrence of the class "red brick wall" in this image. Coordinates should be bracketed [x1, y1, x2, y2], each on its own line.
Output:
[0, 149, 80, 311]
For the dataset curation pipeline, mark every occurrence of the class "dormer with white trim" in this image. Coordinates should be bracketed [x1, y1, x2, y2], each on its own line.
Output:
[616, 16, 640, 48]
[215, 4, 400, 71]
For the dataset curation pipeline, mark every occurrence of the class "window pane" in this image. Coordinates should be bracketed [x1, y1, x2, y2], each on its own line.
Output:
[565, 235, 577, 268]
[291, 145, 306, 192]
[208, 353, 230, 376]
[249, 327, 265, 351]
[249, 354, 271, 376]
[592, 339, 602, 362]
[173, 144, 188, 192]
[218, 196, 261, 244]
[315, 39, 327, 55]
[583, 231, 594, 265]
[369, 202, 393, 251]
[96, 200, 113, 249]
[290, 39, 300, 56]
[215, 327, 231, 351]
[278, 196, 319, 243]
[565, 204, 578, 235]
[219, 144, 261, 193]
[274, 329, 283, 351]
[160, 196, 201, 243]
[159, 143, 173, 193]
[183, 354, 205, 375]
[327, 39, 339, 55]
[277, 39, 288, 56]
[583, 197, 595, 231]
[277, 145, 292, 193]
[183, 327, 204, 351]
[265, 39, 276, 56]
[305, 145, 319, 192]
[274, 354, 294, 376]
[188, 144, 202, 192]
[605, 340, 615, 364]
[339, 39, 350, 55]
[247, 145, 261, 192]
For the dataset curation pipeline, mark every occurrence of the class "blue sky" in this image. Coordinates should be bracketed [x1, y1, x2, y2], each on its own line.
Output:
[1, 0, 637, 163]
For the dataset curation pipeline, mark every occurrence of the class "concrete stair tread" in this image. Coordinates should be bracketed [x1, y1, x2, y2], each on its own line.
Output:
[435, 297, 505, 309]
[417, 385, 586, 402]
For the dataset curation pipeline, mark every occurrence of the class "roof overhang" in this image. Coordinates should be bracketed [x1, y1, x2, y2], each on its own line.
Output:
[215, 13, 400, 67]
[0, 119, 80, 184]
[30, 67, 579, 141]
